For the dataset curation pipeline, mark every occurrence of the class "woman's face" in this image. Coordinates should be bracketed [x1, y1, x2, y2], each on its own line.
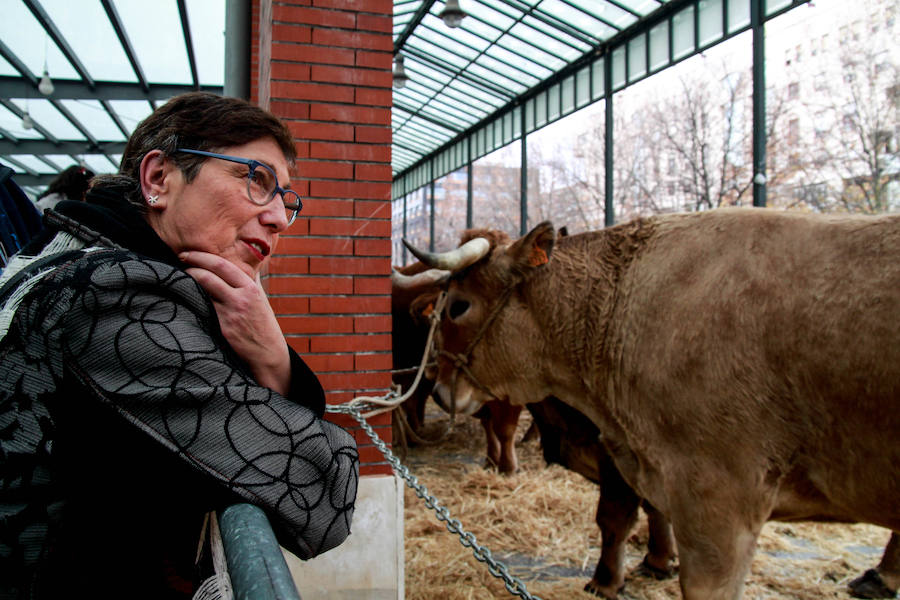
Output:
[150, 137, 292, 279]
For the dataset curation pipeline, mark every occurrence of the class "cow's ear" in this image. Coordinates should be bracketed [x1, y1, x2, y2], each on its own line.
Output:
[508, 221, 555, 273]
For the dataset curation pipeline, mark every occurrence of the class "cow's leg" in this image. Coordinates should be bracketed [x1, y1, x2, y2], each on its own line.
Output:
[669, 489, 765, 600]
[476, 405, 501, 470]
[638, 501, 677, 578]
[849, 532, 900, 599]
[584, 454, 641, 599]
[491, 400, 522, 474]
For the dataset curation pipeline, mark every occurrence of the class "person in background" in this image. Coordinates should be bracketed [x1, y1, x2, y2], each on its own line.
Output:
[32, 164, 95, 213]
[0, 92, 359, 599]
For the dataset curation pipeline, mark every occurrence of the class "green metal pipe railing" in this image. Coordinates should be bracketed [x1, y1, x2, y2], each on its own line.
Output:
[219, 504, 302, 600]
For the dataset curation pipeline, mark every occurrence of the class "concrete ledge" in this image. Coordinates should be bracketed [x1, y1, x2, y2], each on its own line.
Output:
[283, 475, 404, 600]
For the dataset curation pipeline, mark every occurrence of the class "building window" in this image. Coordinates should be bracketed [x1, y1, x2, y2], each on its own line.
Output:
[788, 118, 800, 145]
[789, 82, 800, 100]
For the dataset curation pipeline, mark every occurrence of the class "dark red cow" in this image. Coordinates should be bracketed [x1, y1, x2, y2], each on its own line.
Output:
[528, 396, 676, 598]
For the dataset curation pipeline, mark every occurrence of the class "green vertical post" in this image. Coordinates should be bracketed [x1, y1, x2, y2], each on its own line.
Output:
[466, 137, 473, 229]
[604, 57, 615, 227]
[429, 177, 436, 252]
[520, 111, 528, 236]
[751, 0, 767, 207]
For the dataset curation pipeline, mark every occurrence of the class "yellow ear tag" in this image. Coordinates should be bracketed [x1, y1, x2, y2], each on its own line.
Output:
[528, 246, 549, 267]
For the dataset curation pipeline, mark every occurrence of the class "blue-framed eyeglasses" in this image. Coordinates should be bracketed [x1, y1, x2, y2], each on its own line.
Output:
[176, 148, 302, 225]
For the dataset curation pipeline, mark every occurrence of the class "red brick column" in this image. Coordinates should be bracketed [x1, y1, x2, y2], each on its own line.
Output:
[251, 0, 394, 477]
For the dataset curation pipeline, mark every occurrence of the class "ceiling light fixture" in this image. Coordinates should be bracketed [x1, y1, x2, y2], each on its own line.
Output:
[393, 55, 409, 89]
[21, 110, 34, 130]
[38, 34, 54, 96]
[440, 0, 467, 28]
[38, 68, 54, 96]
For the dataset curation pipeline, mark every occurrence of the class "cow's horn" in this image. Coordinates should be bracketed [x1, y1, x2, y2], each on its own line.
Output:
[390, 267, 451, 291]
[401, 237, 491, 271]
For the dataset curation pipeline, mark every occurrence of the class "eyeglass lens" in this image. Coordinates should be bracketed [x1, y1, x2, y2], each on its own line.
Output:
[246, 164, 301, 224]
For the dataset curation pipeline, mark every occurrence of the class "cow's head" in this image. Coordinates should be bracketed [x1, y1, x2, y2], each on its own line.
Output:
[403, 221, 557, 417]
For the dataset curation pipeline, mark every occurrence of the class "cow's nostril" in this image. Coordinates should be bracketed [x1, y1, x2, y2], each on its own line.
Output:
[448, 299, 470, 320]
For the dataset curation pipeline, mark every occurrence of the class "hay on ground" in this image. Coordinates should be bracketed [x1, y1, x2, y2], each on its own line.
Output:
[401, 403, 890, 599]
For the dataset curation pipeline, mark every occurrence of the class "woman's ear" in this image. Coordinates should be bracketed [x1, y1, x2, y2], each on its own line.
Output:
[139, 150, 172, 210]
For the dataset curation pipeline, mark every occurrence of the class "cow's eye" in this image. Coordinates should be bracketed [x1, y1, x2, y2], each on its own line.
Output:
[448, 299, 470, 320]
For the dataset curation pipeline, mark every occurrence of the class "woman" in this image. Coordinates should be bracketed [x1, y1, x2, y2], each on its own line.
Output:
[0, 93, 359, 599]
[33, 164, 95, 213]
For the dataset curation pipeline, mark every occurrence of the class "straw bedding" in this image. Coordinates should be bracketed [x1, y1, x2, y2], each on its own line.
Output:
[400, 404, 890, 599]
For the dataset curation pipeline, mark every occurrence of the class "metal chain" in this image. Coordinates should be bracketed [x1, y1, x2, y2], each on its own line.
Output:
[327, 401, 543, 600]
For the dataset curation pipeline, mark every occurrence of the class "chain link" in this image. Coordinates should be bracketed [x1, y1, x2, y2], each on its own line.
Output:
[327, 402, 543, 600]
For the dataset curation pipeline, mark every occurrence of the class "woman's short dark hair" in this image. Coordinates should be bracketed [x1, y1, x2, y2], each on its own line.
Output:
[39, 165, 95, 201]
[93, 92, 296, 210]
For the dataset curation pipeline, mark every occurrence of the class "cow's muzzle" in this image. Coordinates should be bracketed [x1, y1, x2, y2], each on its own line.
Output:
[432, 382, 483, 417]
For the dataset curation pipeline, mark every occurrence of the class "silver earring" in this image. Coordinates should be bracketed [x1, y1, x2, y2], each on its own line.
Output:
[147, 194, 159, 205]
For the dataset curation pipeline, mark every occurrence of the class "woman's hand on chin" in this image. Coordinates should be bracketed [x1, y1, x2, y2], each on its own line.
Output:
[180, 250, 291, 396]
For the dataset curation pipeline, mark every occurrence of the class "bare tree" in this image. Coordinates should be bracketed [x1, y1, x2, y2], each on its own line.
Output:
[529, 53, 794, 225]
[791, 45, 900, 213]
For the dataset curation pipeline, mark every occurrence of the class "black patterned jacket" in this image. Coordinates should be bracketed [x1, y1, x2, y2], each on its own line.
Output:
[0, 186, 359, 599]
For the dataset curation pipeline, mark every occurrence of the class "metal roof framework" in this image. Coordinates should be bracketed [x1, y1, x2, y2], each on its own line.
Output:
[0, 0, 804, 202]
[0, 0, 226, 196]
[391, 0, 805, 201]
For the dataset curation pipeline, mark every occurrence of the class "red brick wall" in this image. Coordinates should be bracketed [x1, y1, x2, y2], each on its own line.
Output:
[252, 0, 394, 477]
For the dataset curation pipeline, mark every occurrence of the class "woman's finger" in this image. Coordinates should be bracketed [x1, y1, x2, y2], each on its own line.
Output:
[184, 267, 233, 302]
[180, 250, 251, 289]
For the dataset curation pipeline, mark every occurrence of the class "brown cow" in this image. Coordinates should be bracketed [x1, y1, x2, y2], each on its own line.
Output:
[528, 396, 677, 598]
[391, 242, 528, 473]
[406, 208, 900, 599]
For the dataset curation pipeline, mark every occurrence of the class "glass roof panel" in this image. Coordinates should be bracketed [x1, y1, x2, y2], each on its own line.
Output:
[420, 97, 478, 121]
[107, 100, 155, 131]
[520, 15, 592, 53]
[393, 0, 423, 39]
[570, 0, 640, 29]
[508, 22, 582, 61]
[9, 99, 86, 140]
[537, 1, 621, 39]
[1, 0, 788, 186]
[41, 154, 79, 170]
[395, 86, 433, 107]
[187, 0, 226, 85]
[1, 1, 79, 79]
[82, 153, 118, 174]
[410, 38, 472, 70]
[113, 0, 191, 84]
[9, 154, 58, 172]
[470, 54, 539, 88]
[416, 22, 484, 59]
[41, 0, 136, 82]
[489, 38, 558, 74]
[440, 87, 497, 113]
[446, 78, 509, 107]
[622, 0, 669, 14]
[0, 104, 44, 140]
[406, 58, 454, 85]
[456, 14, 504, 42]
[464, 1, 518, 30]
[60, 100, 128, 141]
[0, 54, 18, 77]
[424, 16, 491, 51]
